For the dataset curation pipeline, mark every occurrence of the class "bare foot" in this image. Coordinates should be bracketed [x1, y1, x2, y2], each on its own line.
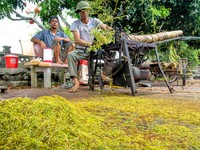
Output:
[63, 59, 68, 64]
[101, 73, 113, 82]
[56, 60, 63, 64]
[68, 85, 79, 92]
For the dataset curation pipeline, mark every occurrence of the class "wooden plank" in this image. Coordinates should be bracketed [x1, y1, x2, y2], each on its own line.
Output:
[24, 62, 40, 66]
[39, 62, 52, 67]
[38, 62, 69, 67]
[25, 61, 68, 68]
[51, 63, 68, 68]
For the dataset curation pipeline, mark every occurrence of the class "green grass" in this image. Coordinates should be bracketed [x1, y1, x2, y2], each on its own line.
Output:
[0, 95, 200, 149]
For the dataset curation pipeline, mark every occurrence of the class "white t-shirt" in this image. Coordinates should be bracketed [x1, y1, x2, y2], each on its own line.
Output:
[70, 18, 103, 49]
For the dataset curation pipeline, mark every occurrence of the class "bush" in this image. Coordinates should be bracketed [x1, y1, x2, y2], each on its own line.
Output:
[177, 42, 200, 70]
[150, 41, 200, 70]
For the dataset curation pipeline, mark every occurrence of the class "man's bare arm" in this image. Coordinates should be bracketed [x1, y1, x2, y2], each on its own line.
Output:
[99, 24, 113, 30]
[73, 31, 92, 46]
[31, 37, 47, 49]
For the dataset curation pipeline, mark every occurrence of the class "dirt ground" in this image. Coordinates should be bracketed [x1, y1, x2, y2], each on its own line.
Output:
[0, 79, 200, 101]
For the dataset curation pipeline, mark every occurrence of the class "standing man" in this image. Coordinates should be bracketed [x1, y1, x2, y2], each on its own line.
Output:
[67, 1, 113, 92]
[31, 16, 75, 64]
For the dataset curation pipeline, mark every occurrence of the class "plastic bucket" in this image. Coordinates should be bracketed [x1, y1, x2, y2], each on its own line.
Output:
[43, 48, 54, 62]
[4, 55, 19, 68]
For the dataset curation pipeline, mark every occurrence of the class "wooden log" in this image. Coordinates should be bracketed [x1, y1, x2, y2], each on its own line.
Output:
[128, 30, 183, 43]
[161, 62, 177, 70]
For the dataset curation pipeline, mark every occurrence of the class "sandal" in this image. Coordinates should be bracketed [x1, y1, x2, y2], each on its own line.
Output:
[59, 83, 73, 89]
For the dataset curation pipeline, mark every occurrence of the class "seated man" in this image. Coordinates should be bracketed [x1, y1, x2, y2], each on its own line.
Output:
[31, 16, 75, 64]
[67, 1, 113, 92]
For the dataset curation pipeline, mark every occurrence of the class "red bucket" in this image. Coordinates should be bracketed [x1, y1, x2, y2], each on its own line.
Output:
[4, 55, 19, 68]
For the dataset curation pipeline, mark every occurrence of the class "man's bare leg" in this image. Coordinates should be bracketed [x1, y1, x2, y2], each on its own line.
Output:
[54, 43, 63, 64]
[68, 77, 79, 92]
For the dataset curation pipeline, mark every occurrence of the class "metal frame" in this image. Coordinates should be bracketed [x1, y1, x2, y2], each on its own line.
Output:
[121, 38, 174, 95]
[88, 36, 200, 96]
[122, 36, 200, 95]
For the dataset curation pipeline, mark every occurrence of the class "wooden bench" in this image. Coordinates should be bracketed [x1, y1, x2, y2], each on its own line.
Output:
[24, 61, 68, 88]
[19, 41, 69, 88]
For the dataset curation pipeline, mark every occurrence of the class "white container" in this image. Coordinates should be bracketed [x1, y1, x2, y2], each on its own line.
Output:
[43, 48, 54, 62]
[79, 60, 89, 84]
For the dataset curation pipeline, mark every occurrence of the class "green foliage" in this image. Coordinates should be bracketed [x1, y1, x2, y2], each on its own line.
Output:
[177, 42, 200, 69]
[88, 0, 116, 24]
[63, 27, 74, 40]
[1, 0, 200, 60]
[149, 5, 171, 32]
[162, 42, 200, 70]
[153, 41, 200, 70]
[89, 27, 115, 51]
[0, 0, 77, 23]
[37, 0, 77, 24]
[169, 43, 180, 65]
[0, 0, 40, 19]
[1, 0, 200, 39]
[103, 0, 200, 40]
[1, 95, 200, 149]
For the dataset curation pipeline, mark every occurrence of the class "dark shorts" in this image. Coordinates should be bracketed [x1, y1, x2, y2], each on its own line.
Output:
[51, 40, 74, 61]
[62, 41, 74, 51]
[51, 40, 74, 51]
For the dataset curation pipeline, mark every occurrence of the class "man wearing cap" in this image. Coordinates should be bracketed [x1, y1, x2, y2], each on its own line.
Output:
[31, 16, 75, 64]
[67, 1, 113, 92]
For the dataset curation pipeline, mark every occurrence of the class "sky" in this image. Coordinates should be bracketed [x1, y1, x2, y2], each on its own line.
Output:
[0, 2, 42, 54]
[0, 18, 40, 54]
